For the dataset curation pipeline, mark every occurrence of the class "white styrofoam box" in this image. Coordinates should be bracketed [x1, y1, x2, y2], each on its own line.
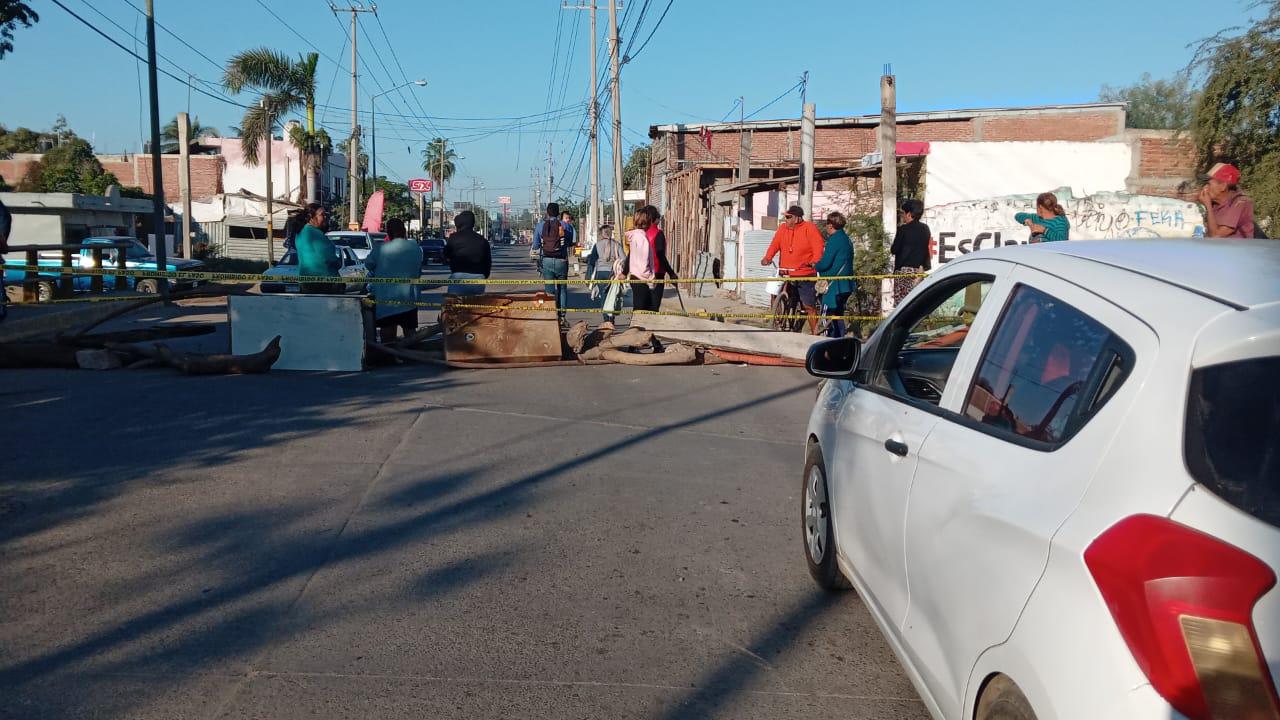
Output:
[229, 294, 367, 371]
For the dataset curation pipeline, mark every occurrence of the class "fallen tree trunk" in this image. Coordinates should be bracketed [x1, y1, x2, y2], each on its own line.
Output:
[153, 335, 282, 375]
[600, 343, 697, 366]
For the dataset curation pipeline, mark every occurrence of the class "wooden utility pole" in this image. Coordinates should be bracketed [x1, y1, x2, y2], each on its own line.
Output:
[263, 100, 275, 265]
[608, 0, 625, 229]
[144, 0, 168, 302]
[438, 139, 447, 232]
[799, 102, 815, 219]
[879, 68, 897, 311]
[177, 112, 193, 260]
[736, 96, 749, 185]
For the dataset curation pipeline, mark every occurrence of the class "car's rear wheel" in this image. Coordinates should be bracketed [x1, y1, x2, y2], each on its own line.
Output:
[135, 279, 159, 294]
[36, 281, 54, 303]
[802, 442, 850, 591]
[975, 674, 1037, 720]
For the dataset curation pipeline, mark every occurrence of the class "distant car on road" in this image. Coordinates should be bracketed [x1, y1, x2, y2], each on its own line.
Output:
[325, 231, 386, 262]
[801, 239, 1280, 720]
[259, 245, 367, 294]
[419, 235, 446, 265]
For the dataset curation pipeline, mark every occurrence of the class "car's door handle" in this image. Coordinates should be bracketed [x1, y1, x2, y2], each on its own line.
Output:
[884, 439, 909, 457]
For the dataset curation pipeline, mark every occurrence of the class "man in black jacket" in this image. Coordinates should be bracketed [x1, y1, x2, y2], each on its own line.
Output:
[444, 210, 492, 296]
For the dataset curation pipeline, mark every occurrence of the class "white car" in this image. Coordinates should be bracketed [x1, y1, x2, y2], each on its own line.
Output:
[326, 230, 387, 261]
[260, 246, 367, 294]
[802, 238, 1279, 720]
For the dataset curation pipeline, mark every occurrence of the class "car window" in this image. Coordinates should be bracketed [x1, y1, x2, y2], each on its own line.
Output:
[1185, 355, 1280, 529]
[328, 233, 370, 250]
[963, 284, 1132, 446]
[870, 276, 993, 406]
[279, 250, 299, 265]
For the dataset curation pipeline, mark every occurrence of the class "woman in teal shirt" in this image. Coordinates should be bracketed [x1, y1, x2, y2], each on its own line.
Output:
[1015, 192, 1071, 242]
[814, 211, 855, 337]
[294, 203, 342, 293]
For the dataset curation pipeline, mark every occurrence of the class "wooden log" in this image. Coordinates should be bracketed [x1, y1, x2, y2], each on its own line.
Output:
[600, 343, 696, 366]
[153, 336, 282, 375]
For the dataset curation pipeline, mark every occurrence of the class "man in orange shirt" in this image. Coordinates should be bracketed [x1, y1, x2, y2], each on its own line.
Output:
[761, 205, 825, 333]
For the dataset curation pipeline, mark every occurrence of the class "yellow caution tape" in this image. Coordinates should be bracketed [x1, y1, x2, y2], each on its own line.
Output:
[6, 263, 925, 287]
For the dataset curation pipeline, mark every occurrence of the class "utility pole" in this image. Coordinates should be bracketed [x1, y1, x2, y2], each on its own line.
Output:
[608, 0, 625, 230]
[546, 142, 553, 207]
[879, 66, 898, 312]
[144, 0, 168, 303]
[263, 100, 275, 264]
[799, 102, 815, 219]
[564, 2, 601, 245]
[177, 112, 193, 260]
[331, 2, 376, 230]
[438, 139, 447, 232]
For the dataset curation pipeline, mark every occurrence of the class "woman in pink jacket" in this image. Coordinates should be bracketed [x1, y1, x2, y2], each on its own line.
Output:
[625, 210, 659, 312]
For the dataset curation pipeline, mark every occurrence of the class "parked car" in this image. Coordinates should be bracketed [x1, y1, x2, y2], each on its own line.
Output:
[259, 245, 367, 294]
[419, 235, 446, 265]
[801, 238, 1280, 720]
[325, 230, 386, 261]
[2, 236, 206, 302]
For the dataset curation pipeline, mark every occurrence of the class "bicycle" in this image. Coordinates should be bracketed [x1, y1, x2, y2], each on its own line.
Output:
[768, 266, 808, 333]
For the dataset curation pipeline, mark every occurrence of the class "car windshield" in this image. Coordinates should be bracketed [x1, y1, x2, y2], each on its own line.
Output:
[1185, 355, 1280, 528]
[327, 233, 369, 250]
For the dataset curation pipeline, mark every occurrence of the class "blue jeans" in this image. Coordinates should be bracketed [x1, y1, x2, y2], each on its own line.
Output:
[448, 272, 485, 296]
[541, 257, 569, 318]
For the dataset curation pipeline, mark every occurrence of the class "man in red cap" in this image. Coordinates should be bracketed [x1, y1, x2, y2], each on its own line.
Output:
[1197, 163, 1256, 238]
[761, 205, 825, 333]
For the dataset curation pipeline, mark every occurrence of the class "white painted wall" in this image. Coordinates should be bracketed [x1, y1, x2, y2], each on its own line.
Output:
[921, 189, 1204, 267]
[206, 138, 302, 202]
[924, 141, 1132, 207]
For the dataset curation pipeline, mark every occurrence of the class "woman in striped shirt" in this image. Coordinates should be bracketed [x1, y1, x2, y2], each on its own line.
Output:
[1015, 192, 1071, 242]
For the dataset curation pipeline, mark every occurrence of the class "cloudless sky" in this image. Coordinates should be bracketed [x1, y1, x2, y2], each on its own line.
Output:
[0, 0, 1262, 212]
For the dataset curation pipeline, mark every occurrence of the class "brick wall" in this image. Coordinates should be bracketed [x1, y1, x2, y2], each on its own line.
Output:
[979, 111, 1121, 141]
[0, 153, 223, 202]
[1128, 132, 1199, 200]
[99, 155, 225, 202]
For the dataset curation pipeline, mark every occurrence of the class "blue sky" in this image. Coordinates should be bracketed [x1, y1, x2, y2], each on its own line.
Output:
[0, 0, 1262, 211]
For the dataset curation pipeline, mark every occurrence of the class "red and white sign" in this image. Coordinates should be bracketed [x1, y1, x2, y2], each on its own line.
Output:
[408, 178, 434, 193]
[497, 196, 512, 205]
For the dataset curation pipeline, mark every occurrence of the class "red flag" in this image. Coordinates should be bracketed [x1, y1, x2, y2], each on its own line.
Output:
[700, 127, 713, 151]
[362, 190, 385, 233]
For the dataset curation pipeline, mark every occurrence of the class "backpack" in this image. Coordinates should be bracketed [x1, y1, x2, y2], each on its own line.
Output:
[540, 218, 564, 255]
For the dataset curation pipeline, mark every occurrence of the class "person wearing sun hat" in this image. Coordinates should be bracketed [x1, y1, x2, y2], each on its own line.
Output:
[1197, 163, 1257, 239]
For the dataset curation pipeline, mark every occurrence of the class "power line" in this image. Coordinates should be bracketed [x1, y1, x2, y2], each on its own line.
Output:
[49, 0, 250, 110]
[256, 0, 344, 67]
[623, 0, 675, 64]
[744, 79, 805, 120]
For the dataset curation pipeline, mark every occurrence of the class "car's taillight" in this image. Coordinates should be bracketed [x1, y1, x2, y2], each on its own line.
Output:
[1085, 515, 1280, 719]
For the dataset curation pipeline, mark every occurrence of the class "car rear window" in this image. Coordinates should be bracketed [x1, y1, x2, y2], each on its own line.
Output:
[1185, 356, 1280, 528]
[328, 234, 369, 249]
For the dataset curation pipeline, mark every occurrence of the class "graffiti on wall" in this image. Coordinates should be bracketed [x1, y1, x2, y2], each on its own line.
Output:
[920, 189, 1204, 266]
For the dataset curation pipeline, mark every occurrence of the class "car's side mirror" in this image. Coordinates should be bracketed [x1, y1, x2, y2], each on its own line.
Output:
[806, 337, 862, 380]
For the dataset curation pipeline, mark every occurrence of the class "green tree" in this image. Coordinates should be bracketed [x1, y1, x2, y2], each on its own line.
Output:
[0, 125, 44, 156]
[1100, 73, 1199, 130]
[161, 116, 220, 153]
[16, 137, 120, 195]
[367, 177, 414, 221]
[335, 138, 368, 176]
[0, 0, 37, 59]
[622, 143, 651, 190]
[222, 48, 325, 201]
[421, 138, 457, 229]
[1191, 1, 1280, 226]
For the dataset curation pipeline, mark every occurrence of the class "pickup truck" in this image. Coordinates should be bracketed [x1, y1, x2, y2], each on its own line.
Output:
[2, 236, 208, 302]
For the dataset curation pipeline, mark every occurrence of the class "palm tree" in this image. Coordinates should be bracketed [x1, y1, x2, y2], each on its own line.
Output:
[222, 48, 323, 201]
[422, 138, 456, 227]
[161, 116, 219, 154]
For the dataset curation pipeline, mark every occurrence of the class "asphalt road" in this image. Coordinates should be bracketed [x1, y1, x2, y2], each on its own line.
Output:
[0, 245, 928, 719]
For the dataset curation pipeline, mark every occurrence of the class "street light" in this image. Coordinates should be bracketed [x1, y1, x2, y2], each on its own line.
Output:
[370, 79, 426, 187]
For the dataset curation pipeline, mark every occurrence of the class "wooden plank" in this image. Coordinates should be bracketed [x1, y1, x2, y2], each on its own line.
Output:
[641, 314, 822, 362]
